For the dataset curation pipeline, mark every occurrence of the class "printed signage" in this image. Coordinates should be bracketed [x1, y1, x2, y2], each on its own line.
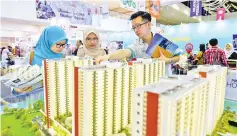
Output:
[216, 8, 226, 20]
[225, 72, 237, 101]
[120, 0, 138, 12]
[190, 0, 202, 17]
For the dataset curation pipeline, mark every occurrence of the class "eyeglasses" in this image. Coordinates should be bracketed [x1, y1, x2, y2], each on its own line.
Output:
[86, 38, 98, 42]
[132, 22, 148, 31]
[56, 43, 66, 48]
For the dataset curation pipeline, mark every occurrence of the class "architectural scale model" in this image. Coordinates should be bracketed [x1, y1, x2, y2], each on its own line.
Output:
[43, 58, 166, 136]
[43, 57, 93, 131]
[132, 66, 227, 136]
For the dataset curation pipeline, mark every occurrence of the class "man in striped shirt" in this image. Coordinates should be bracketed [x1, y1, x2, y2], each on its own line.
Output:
[203, 38, 228, 66]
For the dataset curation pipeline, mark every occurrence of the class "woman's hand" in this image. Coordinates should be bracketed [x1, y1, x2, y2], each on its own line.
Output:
[14, 86, 33, 93]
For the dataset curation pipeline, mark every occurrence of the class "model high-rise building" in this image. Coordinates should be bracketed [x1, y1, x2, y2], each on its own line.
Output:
[131, 59, 165, 88]
[133, 65, 227, 136]
[113, 66, 123, 133]
[121, 66, 130, 129]
[128, 65, 135, 124]
[73, 65, 106, 136]
[43, 57, 93, 129]
[132, 75, 210, 136]
[188, 66, 227, 135]
[128, 59, 165, 124]
[72, 60, 166, 136]
[43, 57, 166, 135]
[104, 68, 114, 135]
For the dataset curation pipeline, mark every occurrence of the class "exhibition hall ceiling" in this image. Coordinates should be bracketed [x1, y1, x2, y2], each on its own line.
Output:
[1, 0, 236, 26]
[83, 0, 237, 25]
[183, 0, 237, 15]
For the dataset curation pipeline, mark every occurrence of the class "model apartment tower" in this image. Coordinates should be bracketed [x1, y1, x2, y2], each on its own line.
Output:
[43, 58, 166, 135]
[43, 57, 93, 128]
[73, 60, 166, 136]
[188, 66, 227, 135]
[132, 76, 210, 136]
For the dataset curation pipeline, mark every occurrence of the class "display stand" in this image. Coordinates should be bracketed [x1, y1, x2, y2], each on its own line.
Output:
[225, 69, 237, 101]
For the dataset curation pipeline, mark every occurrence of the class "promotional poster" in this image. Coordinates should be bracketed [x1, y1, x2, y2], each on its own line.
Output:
[233, 34, 237, 50]
[35, 0, 101, 25]
[148, 0, 160, 19]
[146, 33, 179, 58]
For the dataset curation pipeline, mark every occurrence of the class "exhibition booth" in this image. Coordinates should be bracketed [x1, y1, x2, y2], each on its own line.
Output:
[1, 0, 237, 136]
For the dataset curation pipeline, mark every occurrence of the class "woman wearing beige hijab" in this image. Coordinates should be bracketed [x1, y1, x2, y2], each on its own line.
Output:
[77, 29, 106, 58]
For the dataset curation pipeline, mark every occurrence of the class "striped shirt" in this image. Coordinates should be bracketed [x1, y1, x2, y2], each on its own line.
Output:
[203, 46, 228, 66]
[127, 39, 151, 59]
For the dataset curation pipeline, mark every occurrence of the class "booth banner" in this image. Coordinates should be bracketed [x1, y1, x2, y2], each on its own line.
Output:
[190, 0, 202, 17]
[35, 0, 101, 25]
[120, 0, 138, 12]
[148, 0, 160, 19]
[101, 0, 109, 19]
[216, 8, 226, 20]
[233, 34, 237, 50]
[225, 70, 237, 101]
[138, 0, 146, 11]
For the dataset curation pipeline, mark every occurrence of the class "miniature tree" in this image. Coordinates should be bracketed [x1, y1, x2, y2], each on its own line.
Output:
[1, 128, 13, 136]
[27, 104, 32, 113]
[29, 123, 39, 133]
[68, 126, 72, 133]
[15, 109, 25, 119]
[35, 130, 41, 136]
[61, 115, 67, 123]
[67, 112, 72, 116]
[10, 108, 18, 114]
[3, 106, 9, 114]
[23, 120, 32, 128]
[226, 106, 231, 111]
[21, 113, 28, 122]
[33, 100, 44, 111]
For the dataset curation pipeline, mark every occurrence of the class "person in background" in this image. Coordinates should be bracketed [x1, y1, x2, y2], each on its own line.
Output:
[185, 46, 194, 65]
[0, 48, 2, 61]
[206, 43, 211, 50]
[73, 40, 83, 56]
[196, 44, 205, 65]
[192, 54, 198, 65]
[62, 44, 72, 56]
[203, 38, 227, 66]
[95, 11, 180, 75]
[15, 46, 21, 57]
[104, 46, 109, 54]
[7, 46, 13, 53]
[225, 43, 237, 59]
[6, 52, 15, 66]
[1, 47, 9, 62]
[28, 26, 68, 66]
[1, 47, 6, 61]
[225, 43, 237, 68]
[187, 52, 194, 63]
[77, 29, 106, 58]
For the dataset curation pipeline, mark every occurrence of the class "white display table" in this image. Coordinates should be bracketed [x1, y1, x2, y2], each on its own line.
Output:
[14, 57, 25, 65]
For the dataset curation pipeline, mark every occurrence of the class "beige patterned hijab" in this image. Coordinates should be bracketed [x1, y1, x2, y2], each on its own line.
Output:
[79, 29, 105, 58]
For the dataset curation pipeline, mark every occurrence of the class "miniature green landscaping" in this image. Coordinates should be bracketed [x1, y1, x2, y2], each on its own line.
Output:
[1, 100, 44, 136]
